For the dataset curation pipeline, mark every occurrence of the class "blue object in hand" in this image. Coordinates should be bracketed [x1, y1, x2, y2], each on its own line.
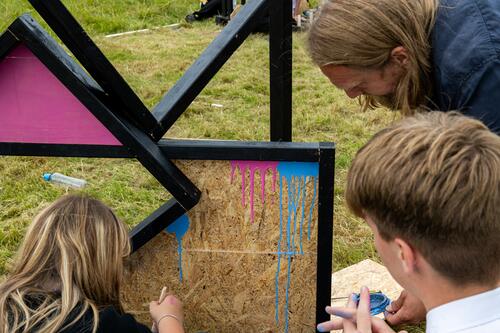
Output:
[353, 292, 391, 316]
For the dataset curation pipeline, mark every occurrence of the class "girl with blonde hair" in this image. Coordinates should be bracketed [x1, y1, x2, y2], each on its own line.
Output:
[0, 195, 183, 333]
[308, 0, 500, 134]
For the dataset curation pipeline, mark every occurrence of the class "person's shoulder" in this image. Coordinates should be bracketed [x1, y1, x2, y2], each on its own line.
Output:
[97, 306, 152, 333]
[434, 0, 500, 59]
[431, 0, 500, 108]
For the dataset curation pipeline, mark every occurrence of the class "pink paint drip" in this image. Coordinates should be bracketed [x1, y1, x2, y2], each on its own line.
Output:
[230, 161, 279, 223]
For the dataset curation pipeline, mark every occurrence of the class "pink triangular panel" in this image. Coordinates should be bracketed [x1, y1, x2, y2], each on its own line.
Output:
[0, 44, 122, 146]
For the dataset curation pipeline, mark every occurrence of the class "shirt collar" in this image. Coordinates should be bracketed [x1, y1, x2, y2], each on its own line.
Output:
[426, 287, 500, 333]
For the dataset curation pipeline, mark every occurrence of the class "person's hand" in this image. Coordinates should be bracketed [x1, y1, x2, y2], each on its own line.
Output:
[317, 286, 400, 333]
[150, 294, 184, 333]
[385, 289, 426, 325]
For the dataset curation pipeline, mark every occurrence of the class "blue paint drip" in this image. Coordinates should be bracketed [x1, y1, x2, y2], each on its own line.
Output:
[290, 177, 300, 253]
[308, 179, 317, 241]
[165, 214, 190, 282]
[274, 162, 319, 333]
[275, 177, 284, 323]
[299, 178, 307, 253]
[284, 255, 292, 331]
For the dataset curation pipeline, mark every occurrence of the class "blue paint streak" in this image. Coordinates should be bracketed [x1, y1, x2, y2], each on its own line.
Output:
[299, 178, 307, 254]
[290, 178, 300, 252]
[165, 214, 190, 282]
[275, 177, 284, 323]
[274, 162, 319, 333]
[308, 179, 317, 241]
[284, 255, 292, 332]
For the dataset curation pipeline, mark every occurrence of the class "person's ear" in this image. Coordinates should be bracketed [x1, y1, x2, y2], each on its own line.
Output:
[390, 46, 409, 67]
[394, 238, 417, 274]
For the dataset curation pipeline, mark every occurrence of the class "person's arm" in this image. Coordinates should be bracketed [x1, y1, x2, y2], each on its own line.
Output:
[384, 289, 426, 326]
[98, 306, 153, 333]
[150, 295, 184, 333]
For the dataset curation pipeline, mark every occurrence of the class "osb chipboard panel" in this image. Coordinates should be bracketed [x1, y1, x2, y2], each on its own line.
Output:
[122, 160, 320, 333]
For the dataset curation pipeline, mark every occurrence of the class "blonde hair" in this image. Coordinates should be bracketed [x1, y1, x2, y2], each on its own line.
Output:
[308, 0, 439, 115]
[0, 195, 131, 333]
[346, 112, 500, 285]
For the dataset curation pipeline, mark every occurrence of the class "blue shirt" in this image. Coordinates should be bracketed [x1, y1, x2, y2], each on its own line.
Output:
[431, 0, 500, 133]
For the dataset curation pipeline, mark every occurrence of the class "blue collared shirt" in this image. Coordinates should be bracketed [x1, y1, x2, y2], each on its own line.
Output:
[431, 0, 500, 133]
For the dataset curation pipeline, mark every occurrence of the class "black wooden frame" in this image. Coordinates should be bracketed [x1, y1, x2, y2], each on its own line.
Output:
[1, 2, 332, 330]
[0, 15, 201, 211]
[28, 0, 292, 142]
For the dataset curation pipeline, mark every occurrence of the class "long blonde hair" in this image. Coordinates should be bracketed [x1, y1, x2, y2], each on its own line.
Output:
[0, 195, 131, 333]
[308, 0, 439, 115]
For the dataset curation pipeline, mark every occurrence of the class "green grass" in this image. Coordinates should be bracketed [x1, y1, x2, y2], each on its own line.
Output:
[1, 0, 200, 35]
[0, 1, 422, 332]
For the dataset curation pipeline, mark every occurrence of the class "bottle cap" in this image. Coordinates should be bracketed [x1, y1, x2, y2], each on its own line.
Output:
[43, 173, 52, 181]
[353, 292, 391, 316]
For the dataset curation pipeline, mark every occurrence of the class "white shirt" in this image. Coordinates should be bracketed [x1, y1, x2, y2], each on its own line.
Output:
[426, 287, 500, 333]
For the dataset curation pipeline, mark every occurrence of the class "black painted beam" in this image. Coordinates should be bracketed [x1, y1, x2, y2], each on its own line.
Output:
[158, 139, 320, 161]
[0, 143, 132, 158]
[130, 199, 186, 252]
[269, 0, 292, 142]
[315, 142, 335, 330]
[151, 0, 270, 140]
[0, 139, 326, 162]
[0, 30, 18, 60]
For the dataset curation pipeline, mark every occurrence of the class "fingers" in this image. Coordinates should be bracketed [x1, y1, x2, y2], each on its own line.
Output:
[385, 290, 405, 312]
[318, 305, 357, 331]
[325, 306, 356, 319]
[384, 310, 405, 326]
[317, 318, 344, 332]
[342, 293, 358, 332]
[371, 317, 396, 333]
[356, 286, 371, 332]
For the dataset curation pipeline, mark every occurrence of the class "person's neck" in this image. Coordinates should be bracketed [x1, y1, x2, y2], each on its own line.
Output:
[412, 276, 500, 312]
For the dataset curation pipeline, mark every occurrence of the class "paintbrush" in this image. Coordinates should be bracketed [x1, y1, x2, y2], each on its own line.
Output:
[158, 286, 167, 304]
[152, 287, 168, 333]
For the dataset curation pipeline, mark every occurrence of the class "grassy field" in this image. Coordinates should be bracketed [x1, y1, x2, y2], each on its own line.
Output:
[0, 1, 423, 332]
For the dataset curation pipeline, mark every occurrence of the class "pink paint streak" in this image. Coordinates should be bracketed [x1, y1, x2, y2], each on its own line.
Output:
[0, 44, 121, 145]
[230, 161, 279, 223]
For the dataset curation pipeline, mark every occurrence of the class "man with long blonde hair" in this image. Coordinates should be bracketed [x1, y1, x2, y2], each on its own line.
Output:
[309, 0, 500, 325]
[308, 0, 500, 134]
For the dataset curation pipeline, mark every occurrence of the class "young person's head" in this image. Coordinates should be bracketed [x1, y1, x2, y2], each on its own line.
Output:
[308, 0, 438, 115]
[346, 112, 500, 292]
[0, 194, 130, 333]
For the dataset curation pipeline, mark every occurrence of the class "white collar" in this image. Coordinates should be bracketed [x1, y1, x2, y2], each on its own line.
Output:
[426, 287, 500, 333]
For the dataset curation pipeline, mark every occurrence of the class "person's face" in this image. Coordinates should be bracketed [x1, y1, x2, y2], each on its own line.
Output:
[320, 63, 403, 99]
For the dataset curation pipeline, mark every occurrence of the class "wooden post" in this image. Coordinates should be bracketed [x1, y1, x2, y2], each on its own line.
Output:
[269, 0, 293, 142]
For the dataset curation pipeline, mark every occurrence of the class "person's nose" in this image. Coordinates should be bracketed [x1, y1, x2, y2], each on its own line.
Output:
[345, 88, 362, 99]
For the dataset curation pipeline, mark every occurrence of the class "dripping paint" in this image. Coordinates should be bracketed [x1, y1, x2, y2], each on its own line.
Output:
[165, 214, 190, 282]
[230, 161, 279, 223]
[231, 160, 319, 333]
